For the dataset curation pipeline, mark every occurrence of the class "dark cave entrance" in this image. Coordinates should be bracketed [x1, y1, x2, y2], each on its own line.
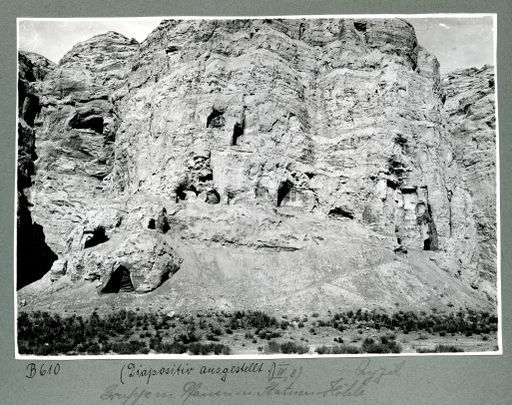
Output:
[277, 180, 293, 207]
[83, 226, 109, 249]
[175, 184, 198, 202]
[156, 208, 170, 234]
[354, 21, 367, 32]
[206, 189, 220, 204]
[232, 121, 244, 145]
[328, 207, 355, 219]
[206, 108, 225, 128]
[416, 203, 439, 251]
[68, 113, 104, 134]
[101, 266, 134, 293]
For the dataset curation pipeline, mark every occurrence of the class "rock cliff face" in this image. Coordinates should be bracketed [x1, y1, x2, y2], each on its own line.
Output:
[30, 32, 139, 256]
[17, 51, 57, 289]
[17, 19, 497, 314]
[442, 66, 497, 298]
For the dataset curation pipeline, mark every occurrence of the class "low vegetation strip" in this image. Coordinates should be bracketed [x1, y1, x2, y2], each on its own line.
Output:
[17, 308, 497, 355]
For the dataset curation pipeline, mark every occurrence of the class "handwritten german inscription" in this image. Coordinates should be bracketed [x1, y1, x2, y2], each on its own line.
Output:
[99, 359, 405, 404]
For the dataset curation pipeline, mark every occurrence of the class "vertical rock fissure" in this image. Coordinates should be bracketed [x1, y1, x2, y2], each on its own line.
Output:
[277, 180, 293, 207]
[447, 188, 453, 237]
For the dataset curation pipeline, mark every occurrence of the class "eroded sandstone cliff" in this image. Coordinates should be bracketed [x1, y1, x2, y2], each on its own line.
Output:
[17, 18, 497, 314]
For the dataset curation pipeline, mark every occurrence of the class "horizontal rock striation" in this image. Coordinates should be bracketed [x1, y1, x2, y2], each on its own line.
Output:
[17, 19, 497, 313]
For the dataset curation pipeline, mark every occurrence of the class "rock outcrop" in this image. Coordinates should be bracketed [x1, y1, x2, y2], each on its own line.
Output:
[30, 32, 139, 255]
[17, 19, 497, 314]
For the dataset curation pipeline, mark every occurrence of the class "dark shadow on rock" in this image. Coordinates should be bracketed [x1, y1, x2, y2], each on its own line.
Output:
[16, 197, 58, 289]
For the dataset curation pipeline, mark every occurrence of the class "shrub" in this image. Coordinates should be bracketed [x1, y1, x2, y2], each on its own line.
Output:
[361, 337, 401, 354]
[265, 341, 309, 354]
[316, 345, 361, 354]
[87, 343, 101, 354]
[417, 345, 464, 353]
[266, 340, 280, 353]
[155, 341, 187, 354]
[279, 341, 309, 354]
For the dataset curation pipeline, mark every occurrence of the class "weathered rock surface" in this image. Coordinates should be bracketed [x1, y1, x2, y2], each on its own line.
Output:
[17, 19, 497, 314]
[441, 66, 497, 298]
[65, 230, 182, 294]
[30, 32, 139, 256]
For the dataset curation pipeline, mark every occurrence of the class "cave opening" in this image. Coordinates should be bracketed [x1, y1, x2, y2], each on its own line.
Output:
[69, 113, 104, 134]
[386, 179, 399, 189]
[156, 208, 170, 234]
[354, 21, 367, 32]
[148, 218, 156, 229]
[166, 45, 180, 54]
[84, 226, 109, 249]
[206, 109, 225, 128]
[417, 203, 439, 251]
[175, 184, 198, 202]
[328, 207, 355, 219]
[206, 189, 221, 204]
[101, 266, 134, 293]
[277, 180, 293, 207]
[232, 121, 244, 145]
[388, 156, 406, 179]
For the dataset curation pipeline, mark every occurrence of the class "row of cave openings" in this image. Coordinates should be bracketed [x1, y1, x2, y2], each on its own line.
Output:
[206, 108, 245, 146]
[174, 184, 221, 205]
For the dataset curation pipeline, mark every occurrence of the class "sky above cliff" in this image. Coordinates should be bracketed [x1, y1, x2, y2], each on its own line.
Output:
[18, 16, 494, 73]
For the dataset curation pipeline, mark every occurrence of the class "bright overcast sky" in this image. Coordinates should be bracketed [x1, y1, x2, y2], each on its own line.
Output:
[18, 16, 495, 73]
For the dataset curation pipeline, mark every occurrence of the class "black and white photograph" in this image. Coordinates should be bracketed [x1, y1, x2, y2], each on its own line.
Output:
[16, 15, 499, 357]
